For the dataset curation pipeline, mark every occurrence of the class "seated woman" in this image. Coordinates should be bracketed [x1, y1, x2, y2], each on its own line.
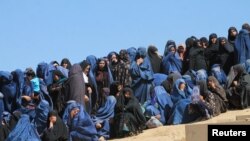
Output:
[5, 114, 40, 141]
[113, 87, 146, 138]
[144, 86, 173, 125]
[207, 76, 228, 115]
[167, 79, 200, 125]
[63, 101, 98, 141]
[91, 88, 116, 140]
[226, 64, 250, 109]
[42, 110, 68, 141]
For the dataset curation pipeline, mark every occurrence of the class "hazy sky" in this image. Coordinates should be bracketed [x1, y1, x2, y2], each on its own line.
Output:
[0, 0, 250, 71]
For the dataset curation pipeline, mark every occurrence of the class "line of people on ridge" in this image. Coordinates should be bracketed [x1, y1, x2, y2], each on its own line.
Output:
[0, 23, 250, 141]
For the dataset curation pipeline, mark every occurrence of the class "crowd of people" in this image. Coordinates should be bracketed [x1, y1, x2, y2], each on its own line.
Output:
[1, 23, 250, 141]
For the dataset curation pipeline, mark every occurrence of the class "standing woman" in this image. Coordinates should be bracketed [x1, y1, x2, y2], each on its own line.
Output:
[65, 64, 85, 105]
[147, 45, 162, 73]
[80, 60, 96, 114]
[94, 58, 113, 98]
[48, 70, 67, 115]
[130, 47, 154, 104]
[218, 37, 234, 75]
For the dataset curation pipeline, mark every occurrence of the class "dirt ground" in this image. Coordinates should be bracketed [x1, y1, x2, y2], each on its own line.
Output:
[110, 108, 250, 141]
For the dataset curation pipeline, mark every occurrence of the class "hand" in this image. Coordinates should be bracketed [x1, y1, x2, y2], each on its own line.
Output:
[49, 121, 53, 129]
[233, 81, 238, 86]
[136, 57, 143, 65]
[155, 115, 161, 120]
[84, 95, 89, 102]
[22, 95, 32, 101]
[96, 123, 102, 129]
[87, 87, 92, 94]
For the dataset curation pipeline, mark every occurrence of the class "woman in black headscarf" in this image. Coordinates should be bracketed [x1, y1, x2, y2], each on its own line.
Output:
[189, 39, 208, 71]
[207, 76, 228, 116]
[228, 27, 238, 65]
[60, 58, 72, 70]
[48, 70, 67, 115]
[226, 64, 250, 109]
[95, 58, 113, 98]
[218, 37, 234, 75]
[205, 33, 220, 70]
[147, 45, 162, 73]
[113, 87, 146, 138]
[42, 110, 68, 141]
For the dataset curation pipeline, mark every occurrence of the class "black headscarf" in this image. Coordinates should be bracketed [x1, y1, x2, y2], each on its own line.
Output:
[42, 110, 68, 141]
[80, 60, 90, 71]
[227, 64, 246, 88]
[60, 58, 72, 70]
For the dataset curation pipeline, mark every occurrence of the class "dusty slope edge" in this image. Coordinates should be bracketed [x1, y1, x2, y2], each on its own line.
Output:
[110, 108, 250, 141]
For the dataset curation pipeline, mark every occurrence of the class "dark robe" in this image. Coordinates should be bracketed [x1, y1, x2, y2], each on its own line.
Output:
[147, 46, 162, 73]
[205, 34, 220, 69]
[48, 70, 67, 115]
[218, 37, 234, 75]
[42, 111, 68, 141]
[95, 58, 114, 99]
[65, 64, 85, 105]
[207, 76, 228, 115]
[113, 88, 146, 137]
[228, 27, 238, 65]
[161, 72, 181, 94]
[189, 41, 208, 71]
[226, 64, 250, 109]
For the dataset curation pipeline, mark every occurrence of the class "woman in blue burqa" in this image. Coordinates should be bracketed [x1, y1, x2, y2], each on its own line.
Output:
[161, 44, 183, 75]
[5, 114, 40, 141]
[143, 85, 173, 125]
[86, 55, 99, 110]
[130, 47, 154, 104]
[113, 87, 146, 138]
[226, 64, 250, 109]
[235, 23, 250, 64]
[63, 101, 98, 141]
[167, 78, 200, 125]
[0, 70, 22, 113]
[91, 88, 116, 140]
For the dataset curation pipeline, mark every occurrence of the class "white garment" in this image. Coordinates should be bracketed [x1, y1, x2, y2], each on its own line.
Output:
[83, 73, 89, 83]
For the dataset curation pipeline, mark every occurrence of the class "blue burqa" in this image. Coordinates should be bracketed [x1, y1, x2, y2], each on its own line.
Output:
[63, 102, 98, 141]
[130, 47, 154, 104]
[5, 114, 41, 141]
[144, 86, 173, 124]
[168, 79, 199, 125]
[235, 29, 250, 64]
[33, 100, 50, 135]
[92, 96, 116, 139]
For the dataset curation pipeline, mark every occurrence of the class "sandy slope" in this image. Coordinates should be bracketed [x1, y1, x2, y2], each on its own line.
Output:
[110, 108, 250, 141]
